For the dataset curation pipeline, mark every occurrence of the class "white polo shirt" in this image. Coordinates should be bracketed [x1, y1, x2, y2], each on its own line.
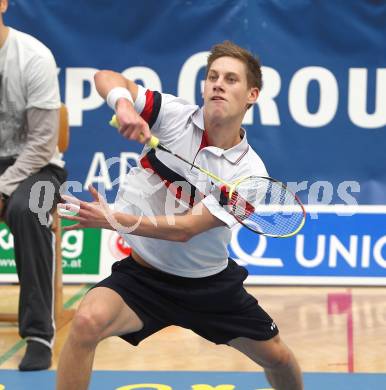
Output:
[114, 85, 268, 277]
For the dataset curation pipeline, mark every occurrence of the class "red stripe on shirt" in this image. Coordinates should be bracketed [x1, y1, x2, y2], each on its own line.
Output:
[141, 90, 154, 123]
[140, 153, 200, 207]
[199, 130, 210, 150]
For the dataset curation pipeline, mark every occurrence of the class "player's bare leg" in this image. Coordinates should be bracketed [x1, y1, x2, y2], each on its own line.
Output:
[56, 287, 143, 390]
[229, 335, 303, 390]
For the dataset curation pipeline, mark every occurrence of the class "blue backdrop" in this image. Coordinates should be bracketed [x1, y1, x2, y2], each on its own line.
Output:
[4, 1, 386, 284]
[6, 0, 386, 204]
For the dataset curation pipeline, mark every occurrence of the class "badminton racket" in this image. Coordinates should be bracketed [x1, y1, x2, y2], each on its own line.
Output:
[110, 115, 306, 238]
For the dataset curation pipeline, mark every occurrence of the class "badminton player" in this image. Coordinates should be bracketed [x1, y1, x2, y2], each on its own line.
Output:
[56, 41, 303, 390]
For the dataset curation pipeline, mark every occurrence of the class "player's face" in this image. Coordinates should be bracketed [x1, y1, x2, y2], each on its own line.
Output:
[203, 56, 258, 121]
[0, 0, 8, 15]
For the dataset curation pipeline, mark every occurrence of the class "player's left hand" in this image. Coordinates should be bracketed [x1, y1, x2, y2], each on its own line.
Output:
[57, 185, 113, 230]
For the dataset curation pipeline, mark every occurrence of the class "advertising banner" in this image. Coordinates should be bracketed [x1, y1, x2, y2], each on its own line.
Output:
[231, 206, 386, 285]
[2, 206, 385, 285]
[0, 221, 102, 283]
[2, 1, 385, 285]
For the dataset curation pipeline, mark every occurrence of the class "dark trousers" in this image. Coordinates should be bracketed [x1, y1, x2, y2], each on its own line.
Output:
[0, 159, 67, 345]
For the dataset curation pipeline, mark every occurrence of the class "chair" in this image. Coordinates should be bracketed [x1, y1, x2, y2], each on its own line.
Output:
[0, 104, 75, 329]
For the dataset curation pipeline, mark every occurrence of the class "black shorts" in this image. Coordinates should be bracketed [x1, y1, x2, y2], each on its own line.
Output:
[93, 256, 279, 346]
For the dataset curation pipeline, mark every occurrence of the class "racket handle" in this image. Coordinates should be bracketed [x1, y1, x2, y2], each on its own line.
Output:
[109, 114, 160, 149]
[109, 114, 119, 128]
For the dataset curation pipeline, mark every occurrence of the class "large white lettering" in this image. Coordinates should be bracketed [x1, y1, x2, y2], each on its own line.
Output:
[230, 226, 284, 267]
[65, 68, 104, 126]
[348, 68, 386, 128]
[296, 235, 326, 267]
[256, 66, 281, 125]
[289, 66, 338, 127]
[62, 64, 386, 130]
[329, 235, 358, 268]
[296, 234, 386, 269]
[84, 152, 113, 190]
[122, 66, 162, 91]
[178, 51, 208, 105]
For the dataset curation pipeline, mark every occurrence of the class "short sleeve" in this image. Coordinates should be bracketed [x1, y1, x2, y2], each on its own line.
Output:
[134, 85, 162, 130]
[25, 52, 60, 110]
[134, 85, 198, 145]
[202, 194, 238, 229]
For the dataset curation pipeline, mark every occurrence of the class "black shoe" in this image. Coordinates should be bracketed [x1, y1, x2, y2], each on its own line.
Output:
[18, 340, 52, 371]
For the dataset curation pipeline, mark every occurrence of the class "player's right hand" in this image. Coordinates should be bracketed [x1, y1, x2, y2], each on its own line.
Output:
[114, 98, 151, 144]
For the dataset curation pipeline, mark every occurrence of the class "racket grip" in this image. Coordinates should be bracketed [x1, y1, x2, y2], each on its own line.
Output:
[109, 114, 119, 128]
[109, 114, 159, 149]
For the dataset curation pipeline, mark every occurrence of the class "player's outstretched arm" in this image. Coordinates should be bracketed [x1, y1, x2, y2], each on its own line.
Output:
[113, 201, 225, 241]
[58, 186, 225, 242]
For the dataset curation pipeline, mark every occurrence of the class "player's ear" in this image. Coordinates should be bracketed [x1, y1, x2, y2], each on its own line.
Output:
[247, 87, 259, 105]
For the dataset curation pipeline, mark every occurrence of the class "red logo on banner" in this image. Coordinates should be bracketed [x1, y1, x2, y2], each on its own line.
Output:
[108, 232, 131, 259]
[116, 236, 132, 256]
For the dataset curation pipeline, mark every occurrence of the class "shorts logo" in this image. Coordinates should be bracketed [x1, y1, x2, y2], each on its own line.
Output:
[270, 321, 277, 331]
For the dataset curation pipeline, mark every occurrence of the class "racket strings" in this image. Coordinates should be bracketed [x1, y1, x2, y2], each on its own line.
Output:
[228, 177, 305, 237]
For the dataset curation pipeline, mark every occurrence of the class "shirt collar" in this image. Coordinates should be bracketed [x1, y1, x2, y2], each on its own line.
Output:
[191, 107, 250, 164]
[191, 107, 205, 130]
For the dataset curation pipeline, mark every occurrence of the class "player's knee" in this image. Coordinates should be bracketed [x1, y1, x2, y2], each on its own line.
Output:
[70, 308, 109, 346]
[261, 343, 292, 370]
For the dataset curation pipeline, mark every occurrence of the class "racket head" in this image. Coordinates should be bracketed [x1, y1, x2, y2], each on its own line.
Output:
[225, 176, 306, 238]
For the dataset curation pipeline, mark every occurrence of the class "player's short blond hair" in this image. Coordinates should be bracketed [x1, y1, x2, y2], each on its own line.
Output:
[206, 41, 263, 90]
